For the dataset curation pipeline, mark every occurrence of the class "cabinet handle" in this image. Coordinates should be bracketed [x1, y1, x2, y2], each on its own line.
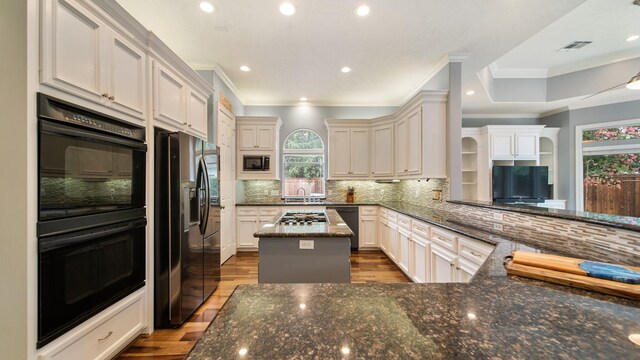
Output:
[455, 267, 461, 270]
[108, 95, 115, 101]
[188, 124, 192, 128]
[372, 172, 375, 174]
[98, 331, 113, 342]
[450, 263, 454, 267]
[470, 251, 483, 258]
[183, 122, 188, 125]
[101, 93, 109, 98]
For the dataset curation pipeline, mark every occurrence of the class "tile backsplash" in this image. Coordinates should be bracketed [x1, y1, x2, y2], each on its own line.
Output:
[239, 178, 450, 205]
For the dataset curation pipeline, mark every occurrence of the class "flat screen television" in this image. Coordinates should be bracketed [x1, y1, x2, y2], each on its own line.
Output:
[492, 166, 549, 203]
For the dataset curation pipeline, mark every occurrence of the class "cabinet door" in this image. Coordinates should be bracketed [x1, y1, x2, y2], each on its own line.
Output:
[153, 62, 186, 128]
[186, 88, 208, 138]
[42, 0, 104, 102]
[350, 128, 370, 177]
[106, 31, 146, 120]
[238, 125, 257, 150]
[411, 235, 429, 283]
[256, 126, 274, 150]
[395, 119, 409, 175]
[371, 125, 394, 176]
[515, 133, 538, 158]
[387, 224, 398, 261]
[359, 216, 378, 248]
[490, 133, 514, 159]
[236, 217, 258, 248]
[407, 109, 422, 174]
[377, 219, 388, 253]
[456, 258, 479, 283]
[329, 128, 351, 177]
[398, 228, 411, 273]
[431, 244, 456, 283]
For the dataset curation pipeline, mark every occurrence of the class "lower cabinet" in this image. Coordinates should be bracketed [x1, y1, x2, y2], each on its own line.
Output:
[387, 222, 398, 261]
[359, 207, 378, 248]
[377, 218, 388, 253]
[409, 234, 429, 283]
[430, 243, 458, 283]
[397, 227, 411, 273]
[236, 216, 259, 248]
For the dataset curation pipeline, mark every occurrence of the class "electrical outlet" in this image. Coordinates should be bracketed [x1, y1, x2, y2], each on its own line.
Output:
[380, 189, 385, 195]
[493, 223, 503, 231]
[493, 213, 504, 221]
[299, 240, 314, 250]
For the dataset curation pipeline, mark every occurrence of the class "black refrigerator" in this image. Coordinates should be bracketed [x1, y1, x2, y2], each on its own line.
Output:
[154, 129, 221, 327]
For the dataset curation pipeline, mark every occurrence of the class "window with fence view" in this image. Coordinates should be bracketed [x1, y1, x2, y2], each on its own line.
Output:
[582, 125, 640, 216]
[283, 129, 325, 198]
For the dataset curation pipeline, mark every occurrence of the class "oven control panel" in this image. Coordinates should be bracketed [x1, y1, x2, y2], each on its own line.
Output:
[63, 111, 135, 137]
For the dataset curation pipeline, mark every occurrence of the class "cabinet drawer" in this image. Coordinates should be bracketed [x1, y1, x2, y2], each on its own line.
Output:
[411, 221, 431, 239]
[258, 207, 281, 217]
[386, 210, 398, 223]
[431, 227, 457, 252]
[40, 292, 144, 360]
[360, 206, 377, 216]
[378, 207, 388, 219]
[397, 214, 412, 229]
[236, 207, 258, 216]
[458, 237, 494, 265]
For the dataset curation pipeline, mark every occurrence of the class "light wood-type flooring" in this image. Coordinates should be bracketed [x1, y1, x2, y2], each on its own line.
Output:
[116, 250, 410, 359]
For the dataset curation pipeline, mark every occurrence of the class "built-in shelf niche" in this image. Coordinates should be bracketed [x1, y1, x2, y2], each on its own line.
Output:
[462, 137, 478, 200]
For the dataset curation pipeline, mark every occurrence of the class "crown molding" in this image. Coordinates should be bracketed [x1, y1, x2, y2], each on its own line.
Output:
[398, 55, 450, 106]
[462, 113, 541, 119]
[212, 64, 246, 104]
[447, 53, 471, 63]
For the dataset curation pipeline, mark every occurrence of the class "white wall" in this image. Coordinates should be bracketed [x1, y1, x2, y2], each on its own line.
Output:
[0, 0, 29, 358]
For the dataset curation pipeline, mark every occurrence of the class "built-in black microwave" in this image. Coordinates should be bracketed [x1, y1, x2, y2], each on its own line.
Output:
[243, 155, 270, 171]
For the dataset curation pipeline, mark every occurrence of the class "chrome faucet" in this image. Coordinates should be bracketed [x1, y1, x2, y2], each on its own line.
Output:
[297, 187, 307, 203]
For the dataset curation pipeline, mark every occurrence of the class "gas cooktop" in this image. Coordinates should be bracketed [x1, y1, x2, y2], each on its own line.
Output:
[278, 211, 328, 225]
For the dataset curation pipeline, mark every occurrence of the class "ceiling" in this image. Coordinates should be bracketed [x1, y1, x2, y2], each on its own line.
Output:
[117, 0, 640, 115]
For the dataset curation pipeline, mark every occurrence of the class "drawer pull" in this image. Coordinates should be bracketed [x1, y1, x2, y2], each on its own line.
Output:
[470, 251, 483, 258]
[449, 263, 454, 267]
[98, 331, 113, 342]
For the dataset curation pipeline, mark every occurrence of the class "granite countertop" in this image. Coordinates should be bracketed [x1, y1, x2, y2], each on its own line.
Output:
[187, 201, 640, 359]
[253, 209, 354, 238]
[236, 201, 378, 206]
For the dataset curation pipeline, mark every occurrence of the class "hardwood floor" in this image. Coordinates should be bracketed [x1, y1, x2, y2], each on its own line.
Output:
[116, 250, 410, 359]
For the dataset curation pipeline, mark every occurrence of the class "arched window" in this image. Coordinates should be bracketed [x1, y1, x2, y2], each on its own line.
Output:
[283, 129, 325, 198]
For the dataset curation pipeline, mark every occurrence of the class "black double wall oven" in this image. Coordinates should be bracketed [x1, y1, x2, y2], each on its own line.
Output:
[37, 93, 147, 348]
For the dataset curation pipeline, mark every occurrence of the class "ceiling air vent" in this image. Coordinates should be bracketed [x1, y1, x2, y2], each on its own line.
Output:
[558, 41, 592, 52]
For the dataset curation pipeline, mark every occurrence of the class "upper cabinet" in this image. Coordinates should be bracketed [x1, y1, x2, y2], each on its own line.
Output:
[371, 123, 394, 177]
[239, 125, 275, 151]
[325, 123, 370, 179]
[325, 91, 448, 181]
[487, 126, 545, 161]
[41, 0, 147, 122]
[236, 117, 282, 180]
[40, 0, 214, 137]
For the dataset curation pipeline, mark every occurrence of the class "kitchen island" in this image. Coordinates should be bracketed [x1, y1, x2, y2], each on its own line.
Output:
[255, 209, 354, 283]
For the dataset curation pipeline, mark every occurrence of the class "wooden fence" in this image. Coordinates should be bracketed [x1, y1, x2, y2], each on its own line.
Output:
[584, 174, 640, 217]
[283, 178, 324, 197]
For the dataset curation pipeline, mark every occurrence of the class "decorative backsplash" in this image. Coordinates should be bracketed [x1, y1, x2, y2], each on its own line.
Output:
[239, 178, 450, 205]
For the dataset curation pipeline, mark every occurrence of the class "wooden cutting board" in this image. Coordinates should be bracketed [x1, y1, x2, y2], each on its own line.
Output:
[505, 251, 640, 300]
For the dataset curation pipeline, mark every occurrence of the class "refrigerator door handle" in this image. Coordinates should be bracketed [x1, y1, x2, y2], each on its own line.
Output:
[198, 157, 211, 235]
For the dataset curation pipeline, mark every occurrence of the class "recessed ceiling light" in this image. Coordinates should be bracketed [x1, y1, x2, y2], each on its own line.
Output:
[240, 65, 251, 72]
[466, 90, 475, 95]
[238, 348, 248, 356]
[299, 303, 306, 309]
[341, 67, 352, 73]
[199, 1, 215, 13]
[356, 5, 370, 16]
[341, 347, 350, 355]
[279, 2, 296, 16]
[626, 35, 639, 42]
[467, 312, 477, 320]
[300, 97, 308, 101]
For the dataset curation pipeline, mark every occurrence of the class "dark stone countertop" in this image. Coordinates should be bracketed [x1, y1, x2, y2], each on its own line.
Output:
[253, 209, 354, 238]
[187, 201, 640, 359]
[448, 199, 640, 232]
[236, 201, 378, 206]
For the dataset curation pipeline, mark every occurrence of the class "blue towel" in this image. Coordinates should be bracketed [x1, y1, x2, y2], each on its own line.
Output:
[579, 261, 640, 285]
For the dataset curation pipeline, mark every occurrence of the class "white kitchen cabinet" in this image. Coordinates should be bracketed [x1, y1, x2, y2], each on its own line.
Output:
[387, 221, 398, 262]
[371, 124, 394, 177]
[456, 257, 479, 283]
[431, 243, 457, 283]
[359, 206, 378, 248]
[487, 126, 545, 160]
[377, 218, 388, 253]
[186, 88, 208, 138]
[410, 233, 430, 283]
[152, 61, 186, 128]
[397, 227, 411, 274]
[238, 125, 275, 151]
[326, 126, 370, 179]
[236, 216, 259, 249]
[395, 107, 422, 177]
[236, 117, 282, 180]
[41, 0, 147, 121]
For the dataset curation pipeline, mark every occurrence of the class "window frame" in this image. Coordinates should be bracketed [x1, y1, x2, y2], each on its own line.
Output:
[281, 129, 326, 199]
